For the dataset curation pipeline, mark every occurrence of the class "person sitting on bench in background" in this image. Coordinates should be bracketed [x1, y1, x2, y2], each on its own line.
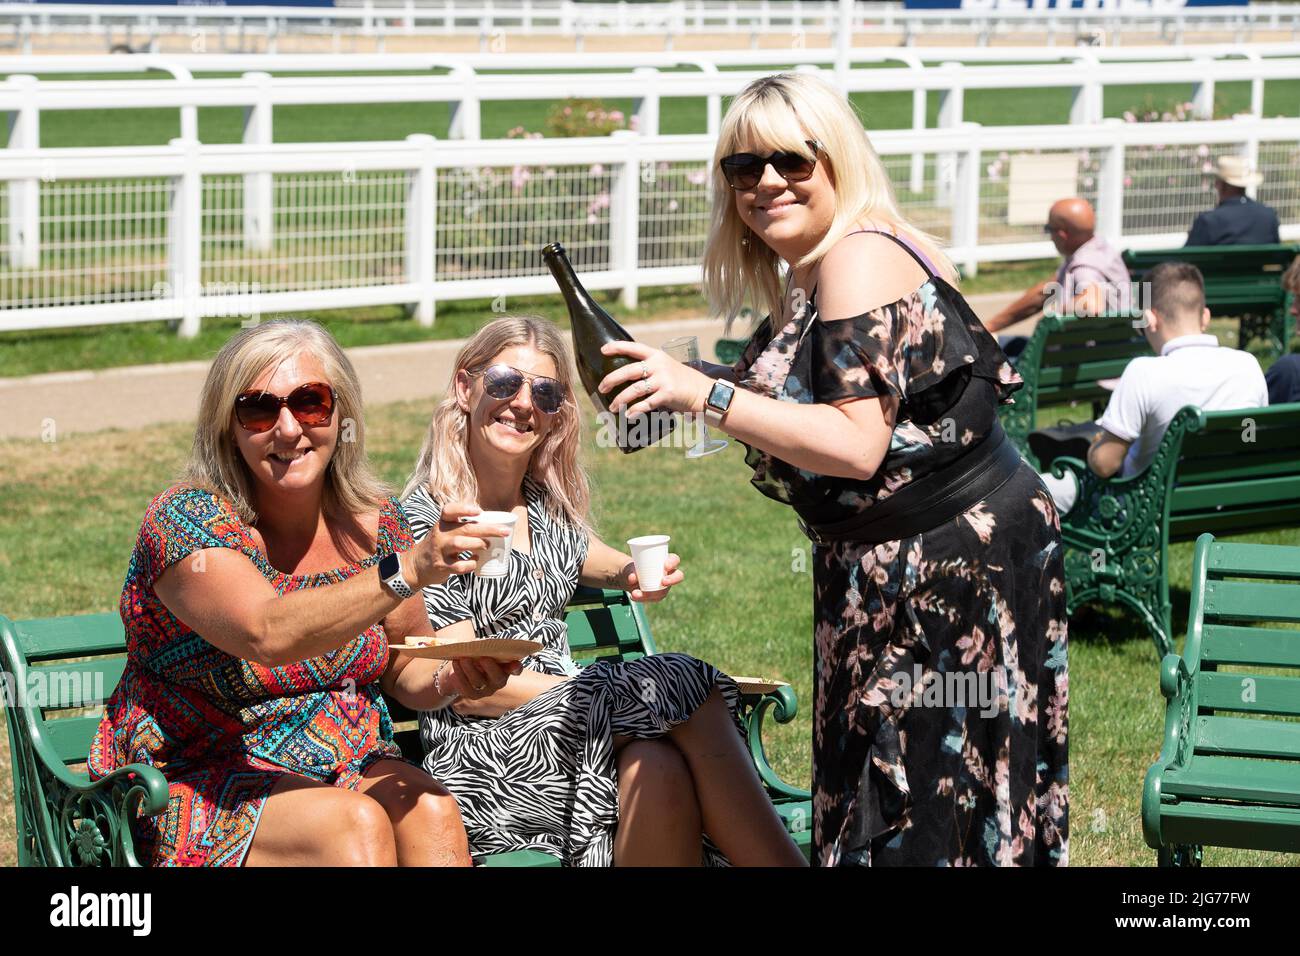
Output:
[1039, 261, 1269, 514]
[1264, 255, 1300, 405]
[1185, 156, 1280, 247]
[982, 197, 1132, 360]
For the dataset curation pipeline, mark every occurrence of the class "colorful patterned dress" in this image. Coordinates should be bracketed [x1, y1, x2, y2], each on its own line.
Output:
[88, 486, 410, 866]
[733, 232, 1069, 866]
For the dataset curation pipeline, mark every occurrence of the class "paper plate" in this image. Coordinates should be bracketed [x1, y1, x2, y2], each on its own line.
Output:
[731, 676, 791, 695]
[390, 637, 542, 661]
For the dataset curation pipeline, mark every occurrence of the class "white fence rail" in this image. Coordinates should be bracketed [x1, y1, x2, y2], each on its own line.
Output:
[2, 115, 1298, 336]
[6, 53, 1300, 150]
[2, 2, 1299, 55]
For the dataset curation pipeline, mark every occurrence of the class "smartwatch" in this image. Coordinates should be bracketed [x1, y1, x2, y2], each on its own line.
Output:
[378, 552, 414, 599]
[703, 379, 735, 428]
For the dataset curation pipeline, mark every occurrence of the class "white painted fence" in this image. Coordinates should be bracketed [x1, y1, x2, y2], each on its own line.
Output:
[2, 115, 1297, 336]
[5, 52, 1300, 150]
[2, 2, 1298, 55]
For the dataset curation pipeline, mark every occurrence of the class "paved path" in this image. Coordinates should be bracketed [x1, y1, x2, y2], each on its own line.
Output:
[0, 291, 1025, 440]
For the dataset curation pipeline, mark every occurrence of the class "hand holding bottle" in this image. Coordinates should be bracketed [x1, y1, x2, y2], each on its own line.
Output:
[597, 341, 715, 420]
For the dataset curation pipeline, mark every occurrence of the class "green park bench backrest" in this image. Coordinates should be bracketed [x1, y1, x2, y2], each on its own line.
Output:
[1182, 535, 1300, 777]
[1, 613, 127, 770]
[1028, 312, 1149, 408]
[1123, 244, 1298, 315]
[1167, 403, 1300, 542]
[2, 587, 653, 772]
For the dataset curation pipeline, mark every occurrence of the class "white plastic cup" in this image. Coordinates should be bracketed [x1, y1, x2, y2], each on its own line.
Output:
[461, 511, 519, 577]
[627, 534, 671, 592]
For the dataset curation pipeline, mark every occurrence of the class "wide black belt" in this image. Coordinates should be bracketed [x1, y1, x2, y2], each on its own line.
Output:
[797, 422, 1024, 546]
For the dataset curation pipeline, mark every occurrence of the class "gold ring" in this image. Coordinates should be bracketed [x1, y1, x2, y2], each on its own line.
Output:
[640, 363, 650, 380]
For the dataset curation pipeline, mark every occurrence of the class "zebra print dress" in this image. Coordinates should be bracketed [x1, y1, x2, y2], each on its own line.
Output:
[401, 478, 743, 866]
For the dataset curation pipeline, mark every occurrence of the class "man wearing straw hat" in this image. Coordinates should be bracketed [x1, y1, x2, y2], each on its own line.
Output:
[1185, 156, 1280, 246]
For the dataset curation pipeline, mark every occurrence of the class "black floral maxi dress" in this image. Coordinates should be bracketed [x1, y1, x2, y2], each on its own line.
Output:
[733, 237, 1069, 867]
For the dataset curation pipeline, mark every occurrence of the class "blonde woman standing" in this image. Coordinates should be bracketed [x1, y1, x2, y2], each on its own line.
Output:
[401, 315, 804, 867]
[600, 73, 1069, 866]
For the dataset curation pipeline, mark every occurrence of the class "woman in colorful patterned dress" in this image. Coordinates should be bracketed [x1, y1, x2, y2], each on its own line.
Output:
[599, 72, 1069, 866]
[89, 319, 518, 866]
[401, 316, 805, 866]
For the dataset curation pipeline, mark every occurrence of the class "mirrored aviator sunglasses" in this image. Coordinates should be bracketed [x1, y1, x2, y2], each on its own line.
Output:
[479, 363, 567, 415]
[720, 139, 821, 191]
[234, 381, 337, 433]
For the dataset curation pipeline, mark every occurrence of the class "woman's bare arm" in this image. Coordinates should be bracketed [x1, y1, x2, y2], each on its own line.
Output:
[153, 504, 507, 668]
[604, 234, 922, 481]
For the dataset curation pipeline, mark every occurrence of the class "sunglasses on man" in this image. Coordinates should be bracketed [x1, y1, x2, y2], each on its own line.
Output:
[719, 140, 823, 191]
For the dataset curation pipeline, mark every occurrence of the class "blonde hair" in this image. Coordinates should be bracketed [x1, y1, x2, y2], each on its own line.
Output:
[402, 315, 592, 535]
[1284, 254, 1300, 295]
[179, 319, 390, 524]
[702, 71, 958, 330]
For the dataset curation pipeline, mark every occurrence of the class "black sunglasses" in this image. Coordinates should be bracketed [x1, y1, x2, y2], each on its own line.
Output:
[720, 140, 822, 191]
[474, 363, 568, 415]
[234, 382, 336, 433]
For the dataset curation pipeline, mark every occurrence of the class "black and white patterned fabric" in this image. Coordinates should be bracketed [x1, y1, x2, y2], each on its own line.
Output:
[401, 477, 744, 866]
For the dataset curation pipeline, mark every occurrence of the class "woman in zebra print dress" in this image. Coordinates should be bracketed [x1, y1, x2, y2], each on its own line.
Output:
[400, 316, 805, 866]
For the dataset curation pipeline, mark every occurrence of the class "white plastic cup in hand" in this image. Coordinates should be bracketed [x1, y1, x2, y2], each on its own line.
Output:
[627, 534, 671, 592]
[460, 511, 518, 577]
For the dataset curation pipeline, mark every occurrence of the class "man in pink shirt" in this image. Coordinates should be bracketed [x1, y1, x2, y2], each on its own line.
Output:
[985, 197, 1133, 342]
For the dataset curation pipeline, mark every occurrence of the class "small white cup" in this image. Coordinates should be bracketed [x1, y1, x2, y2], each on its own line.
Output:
[460, 511, 518, 577]
[627, 534, 671, 592]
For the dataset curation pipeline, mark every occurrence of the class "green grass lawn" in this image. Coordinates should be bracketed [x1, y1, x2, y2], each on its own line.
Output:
[3, 382, 1298, 867]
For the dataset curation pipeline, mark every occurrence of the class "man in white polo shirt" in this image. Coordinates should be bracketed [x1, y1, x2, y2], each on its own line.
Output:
[1040, 261, 1269, 514]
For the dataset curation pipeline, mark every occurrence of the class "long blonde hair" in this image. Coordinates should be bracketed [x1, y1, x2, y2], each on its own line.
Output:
[702, 71, 958, 330]
[402, 315, 592, 534]
[179, 319, 390, 524]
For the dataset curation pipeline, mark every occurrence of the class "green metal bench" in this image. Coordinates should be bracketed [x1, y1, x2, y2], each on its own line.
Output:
[1142, 533, 1300, 867]
[1, 585, 810, 867]
[1123, 244, 1299, 354]
[1047, 401, 1300, 660]
[997, 311, 1149, 469]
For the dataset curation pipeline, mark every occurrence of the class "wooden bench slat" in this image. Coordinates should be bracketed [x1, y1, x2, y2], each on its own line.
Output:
[1174, 453, 1300, 485]
[565, 603, 643, 651]
[1034, 358, 1142, 388]
[14, 614, 126, 661]
[41, 715, 102, 766]
[1201, 625, 1300, 667]
[1163, 755, 1300, 806]
[1170, 503, 1300, 542]
[1208, 543, 1300, 580]
[1037, 340, 1149, 363]
[1179, 426, 1300, 458]
[1158, 801, 1300, 855]
[1171, 475, 1300, 514]
[1195, 716, 1300, 760]
[1201, 580, 1300, 625]
[1197, 671, 1300, 716]
[28, 658, 126, 710]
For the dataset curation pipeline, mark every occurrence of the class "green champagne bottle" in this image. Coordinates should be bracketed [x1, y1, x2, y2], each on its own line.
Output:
[542, 241, 676, 453]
